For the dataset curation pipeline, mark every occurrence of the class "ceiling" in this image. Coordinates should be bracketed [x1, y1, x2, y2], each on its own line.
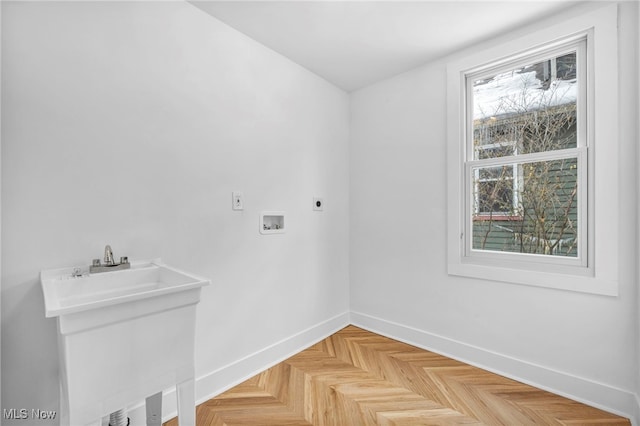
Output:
[190, 1, 581, 92]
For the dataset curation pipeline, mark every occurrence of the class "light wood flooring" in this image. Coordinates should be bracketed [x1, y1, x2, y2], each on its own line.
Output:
[165, 325, 630, 425]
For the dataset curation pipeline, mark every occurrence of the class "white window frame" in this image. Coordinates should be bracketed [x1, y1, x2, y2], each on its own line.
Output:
[446, 4, 618, 295]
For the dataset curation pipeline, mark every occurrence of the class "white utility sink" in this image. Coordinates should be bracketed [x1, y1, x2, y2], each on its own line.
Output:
[41, 259, 209, 426]
[42, 259, 208, 318]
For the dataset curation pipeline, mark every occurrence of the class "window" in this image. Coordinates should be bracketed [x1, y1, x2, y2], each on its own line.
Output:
[468, 44, 585, 259]
[446, 5, 619, 295]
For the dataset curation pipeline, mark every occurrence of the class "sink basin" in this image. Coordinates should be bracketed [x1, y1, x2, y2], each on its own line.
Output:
[41, 259, 209, 426]
[41, 259, 208, 318]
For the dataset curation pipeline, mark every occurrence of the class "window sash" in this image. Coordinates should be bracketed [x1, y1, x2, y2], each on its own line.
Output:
[464, 147, 587, 266]
[465, 38, 587, 160]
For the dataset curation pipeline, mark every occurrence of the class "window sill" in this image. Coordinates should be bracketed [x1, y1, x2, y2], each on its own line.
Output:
[448, 261, 618, 296]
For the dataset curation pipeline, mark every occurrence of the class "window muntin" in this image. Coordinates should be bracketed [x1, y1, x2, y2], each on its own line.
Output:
[464, 40, 586, 263]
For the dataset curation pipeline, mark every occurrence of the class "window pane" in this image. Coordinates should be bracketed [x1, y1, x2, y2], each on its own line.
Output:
[479, 165, 513, 181]
[474, 165, 516, 215]
[472, 52, 577, 159]
[476, 179, 514, 214]
[476, 143, 515, 160]
[472, 158, 578, 257]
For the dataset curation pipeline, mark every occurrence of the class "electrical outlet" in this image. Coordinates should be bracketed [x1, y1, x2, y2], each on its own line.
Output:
[313, 197, 324, 211]
[232, 192, 244, 210]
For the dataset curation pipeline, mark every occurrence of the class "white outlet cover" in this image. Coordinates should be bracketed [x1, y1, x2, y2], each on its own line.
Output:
[313, 197, 324, 211]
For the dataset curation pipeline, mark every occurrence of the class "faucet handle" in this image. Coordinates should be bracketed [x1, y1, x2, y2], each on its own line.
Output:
[92, 259, 101, 267]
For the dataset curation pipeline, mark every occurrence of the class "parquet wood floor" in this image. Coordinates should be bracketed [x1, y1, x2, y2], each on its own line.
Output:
[164, 326, 630, 425]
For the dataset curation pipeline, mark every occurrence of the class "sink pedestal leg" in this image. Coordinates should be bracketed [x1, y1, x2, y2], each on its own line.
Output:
[146, 391, 163, 426]
[176, 378, 196, 426]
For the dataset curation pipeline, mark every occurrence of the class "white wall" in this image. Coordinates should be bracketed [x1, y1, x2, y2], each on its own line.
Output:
[350, 1, 639, 419]
[0, 2, 3, 422]
[2, 0, 638, 424]
[636, 0, 640, 420]
[1, 1, 349, 424]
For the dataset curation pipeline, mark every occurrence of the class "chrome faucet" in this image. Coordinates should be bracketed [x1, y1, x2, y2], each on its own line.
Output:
[90, 245, 130, 273]
[104, 245, 115, 265]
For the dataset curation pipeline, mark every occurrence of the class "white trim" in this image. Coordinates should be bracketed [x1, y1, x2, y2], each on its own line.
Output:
[123, 311, 637, 425]
[350, 311, 637, 425]
[124, 312, 350, 425]
[447, 3, 619, 295]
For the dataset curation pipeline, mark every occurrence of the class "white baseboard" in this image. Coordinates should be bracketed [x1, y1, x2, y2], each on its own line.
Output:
[192, 312, 350, 407]
[125, 310, 637, 425]
[350, 311, 638, 425]
[126, 311, 350, 425]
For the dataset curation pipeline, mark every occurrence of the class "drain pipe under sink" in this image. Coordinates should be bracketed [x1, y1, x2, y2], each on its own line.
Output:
[109, 409, 129, 426]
